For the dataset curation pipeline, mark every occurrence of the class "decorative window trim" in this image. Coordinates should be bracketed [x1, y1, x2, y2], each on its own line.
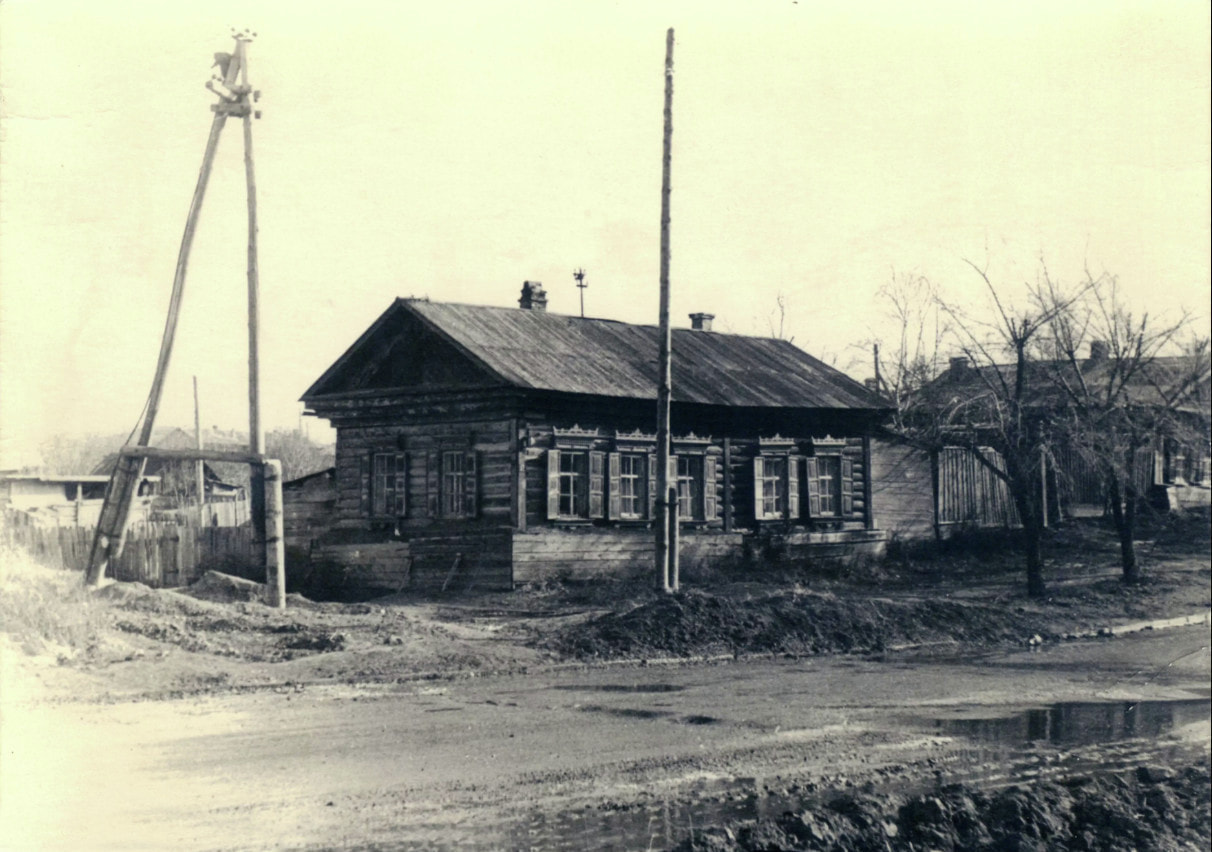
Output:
[672, 432, 713, 449]
[553, 425, 600, 450]
[758, 434, 796, 450]
[810, 435, 847, 451]
[614, 429, 657, 453]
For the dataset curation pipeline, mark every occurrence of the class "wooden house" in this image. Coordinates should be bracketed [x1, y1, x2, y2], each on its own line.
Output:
[301, 283, 891, 594]
[871, 344, 1211, 539]
[1, 472, 158, 527]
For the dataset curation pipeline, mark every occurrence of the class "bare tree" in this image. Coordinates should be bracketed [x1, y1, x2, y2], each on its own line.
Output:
[885, 260, 1095, 598]
[1039, 272, 1209, 583]
[872, 271, 944, 408]
[265, 428, 335, 482]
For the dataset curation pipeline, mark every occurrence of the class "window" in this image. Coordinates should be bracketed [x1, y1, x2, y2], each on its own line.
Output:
[753, 454, 798, 521]
[547, 449, 605, 520]
[817, 455, 840, 515]
[805, 454, 853, 518]
[617, 453, 646, 519]
[559, 451, 587, 517]
[670, 453, 717, 522]
[758, 456, 785, 519]
[426, 449, 477, 519]
[674, 456, 697, 520]
[364, 452, 406, 517]
[441, 451, 467, 517]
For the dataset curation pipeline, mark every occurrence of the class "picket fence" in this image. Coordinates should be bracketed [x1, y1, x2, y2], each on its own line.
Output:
[1, 510, 258, 587]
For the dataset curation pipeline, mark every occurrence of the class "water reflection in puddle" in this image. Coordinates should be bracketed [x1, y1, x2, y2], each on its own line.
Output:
[932, 698, 1211, 745]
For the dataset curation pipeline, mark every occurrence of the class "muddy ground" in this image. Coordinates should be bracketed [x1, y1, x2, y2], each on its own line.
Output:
[1, 517, 1209, 850]
[675, 761, 1212, 852]
[4, 518, 1208, 703]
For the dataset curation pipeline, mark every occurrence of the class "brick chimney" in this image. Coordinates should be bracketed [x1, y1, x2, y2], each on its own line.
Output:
[1088, 339, 1108, 361]
[688, 312, 714, 331]
[949, 355, 970, 377]
[518, 280, 547, 311]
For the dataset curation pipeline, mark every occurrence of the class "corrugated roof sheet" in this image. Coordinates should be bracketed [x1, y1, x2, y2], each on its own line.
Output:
[310, 299, 886, 410]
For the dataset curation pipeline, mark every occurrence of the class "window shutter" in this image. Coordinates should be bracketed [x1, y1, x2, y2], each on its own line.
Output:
[394, 453, 408, 517]
[1153, 450, 1165, 485]
[607, 452, 622, 520]
[841, 457, 854, 515]
[647, 453, 657, 519]
[805, 457, 821, 517]
[359, 454, 371, 516]
[788, 455, 800, 520]
[426, 451, 439, 517]
[546, 449, 561, 519]
[703, 455, 718, 521]
[463, 450, 478, 518]
[752, 456, 765, 519]
[588, 451, 605, 519]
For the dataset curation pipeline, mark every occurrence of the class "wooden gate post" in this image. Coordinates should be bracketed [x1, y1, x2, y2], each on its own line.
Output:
[263, 459, 286, 609]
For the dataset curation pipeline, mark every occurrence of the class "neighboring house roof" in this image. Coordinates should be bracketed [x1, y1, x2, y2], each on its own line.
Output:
[304, 298, 886, 410]
[283, 467, 336, 488]
[931, 355, 1211, 415]
[90, 453, 235, 486]
[4, 474, 121, 484]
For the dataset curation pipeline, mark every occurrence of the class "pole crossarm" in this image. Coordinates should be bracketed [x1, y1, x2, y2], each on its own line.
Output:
[118, 446, 267, 466]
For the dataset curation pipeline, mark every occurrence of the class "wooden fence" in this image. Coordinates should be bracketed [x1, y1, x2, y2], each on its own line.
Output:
[937, 447, 1020, 527]
[1, 510, 258, 587]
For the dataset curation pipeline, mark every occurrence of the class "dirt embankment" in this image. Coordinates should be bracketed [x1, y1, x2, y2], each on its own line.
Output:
[675, 761, 1212, 852]
[544, 589, 1052, 661]
[2, 516, 1208, 701]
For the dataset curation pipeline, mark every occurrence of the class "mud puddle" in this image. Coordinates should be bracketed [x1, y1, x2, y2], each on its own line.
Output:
[930, 697, 1211, 747]
[368, 697, 1210, 852]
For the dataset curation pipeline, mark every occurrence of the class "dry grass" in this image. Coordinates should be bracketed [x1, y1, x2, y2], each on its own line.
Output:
[0, 547, 108, 658]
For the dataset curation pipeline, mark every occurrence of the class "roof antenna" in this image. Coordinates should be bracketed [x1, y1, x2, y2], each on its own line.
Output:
[573, 268, 587, 318]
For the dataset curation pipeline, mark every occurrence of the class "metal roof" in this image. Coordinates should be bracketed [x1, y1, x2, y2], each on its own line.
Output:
[306, 298, 886, 410]
[933, 356, 1211, 414]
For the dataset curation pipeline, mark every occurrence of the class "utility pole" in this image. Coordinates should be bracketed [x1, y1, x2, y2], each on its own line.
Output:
[193, 375, 205, 511]
[655, 28, 676, 593]
[86, 31, 283, 608]
[241, 38, 267, 573]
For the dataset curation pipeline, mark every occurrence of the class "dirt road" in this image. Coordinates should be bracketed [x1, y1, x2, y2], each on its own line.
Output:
[4, 625, 1208, 852]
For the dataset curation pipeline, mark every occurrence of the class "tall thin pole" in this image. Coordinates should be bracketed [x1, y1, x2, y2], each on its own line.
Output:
[85, 110, 228, 586]
[240, 39, 268, 571]
[193, 375, 205, 510]
[655, 28, 675, 593]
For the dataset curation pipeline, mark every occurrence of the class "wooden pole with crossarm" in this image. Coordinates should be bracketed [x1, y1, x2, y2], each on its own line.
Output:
[85, 32, 283, 607]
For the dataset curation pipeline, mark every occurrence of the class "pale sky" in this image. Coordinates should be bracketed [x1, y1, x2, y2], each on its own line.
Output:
[2, 0, 1209, 466]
